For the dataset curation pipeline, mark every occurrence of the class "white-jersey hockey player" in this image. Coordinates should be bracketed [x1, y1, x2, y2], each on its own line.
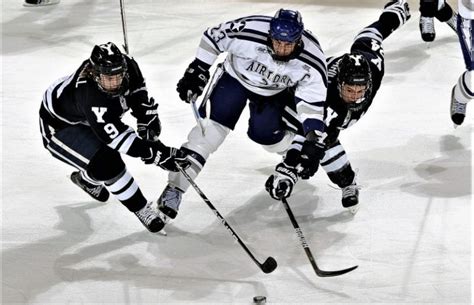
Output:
[418, 0, 457, 42]
[450, 0, 473, 126]
[39, 42, 188, 233]
[157, 9, 328, 222]
[265, 0, 411, 214]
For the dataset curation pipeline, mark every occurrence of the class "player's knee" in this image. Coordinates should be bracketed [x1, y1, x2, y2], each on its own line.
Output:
[87, 146, 125, 181]
[183, 119, 230, 159]
[260, 131, 295, 154]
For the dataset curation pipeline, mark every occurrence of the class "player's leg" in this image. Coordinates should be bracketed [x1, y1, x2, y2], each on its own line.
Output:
[158, 72, 248, 220]
[451, 12, 474, 126]
[39, 123, 164, 232]
[419, 0, 438, 41]
[321, 141, 360, 214]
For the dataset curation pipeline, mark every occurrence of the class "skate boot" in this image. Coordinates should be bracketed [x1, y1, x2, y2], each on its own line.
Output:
[158, 184, 183, 220]
[419, 16, 436, 42]
[341, 183, 360, 215]
[70, 171, 109, 202]
[134, 201, 165, 233]
[24, 0, 60, 6]
[450, 87, 467, 127]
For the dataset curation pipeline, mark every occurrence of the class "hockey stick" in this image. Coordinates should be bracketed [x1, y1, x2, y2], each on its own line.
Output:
[119, 0, 129, 54]
[188, 94, 205, 136]
[187, 63, 224, 136]
[281, 197, 358, 277]
[176, 163, 277, 274]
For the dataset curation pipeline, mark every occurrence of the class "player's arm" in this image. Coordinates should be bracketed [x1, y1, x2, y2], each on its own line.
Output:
[125, 57, 162, 142]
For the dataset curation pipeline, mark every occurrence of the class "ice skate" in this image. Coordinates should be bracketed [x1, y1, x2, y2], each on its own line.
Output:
[134, 201, 166, 233]
[450, 87, 467, 127]
[70, 171, 109, 202]
[158, 184, 183, 221]
[419, 16, 436, 42]
[341, 183, 360, 215]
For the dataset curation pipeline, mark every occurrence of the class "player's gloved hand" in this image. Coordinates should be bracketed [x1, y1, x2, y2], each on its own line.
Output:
[176, 59, 210, 103]
[142, 142, 190, 172]
[265, 162, 298, 200]
[136, 97, 161, 142]
[298, 141, 325, 180]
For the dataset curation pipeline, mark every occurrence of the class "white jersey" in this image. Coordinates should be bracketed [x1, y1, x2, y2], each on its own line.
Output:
[195, 14, 328, 136]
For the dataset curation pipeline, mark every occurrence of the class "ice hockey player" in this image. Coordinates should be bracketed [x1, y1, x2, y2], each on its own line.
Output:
[265, 0, 412, 214]
[450, 0, 473, 126]
[157, 9, 328, 223]
[39, 42, 188, 233]
[419, 0, 458, 42]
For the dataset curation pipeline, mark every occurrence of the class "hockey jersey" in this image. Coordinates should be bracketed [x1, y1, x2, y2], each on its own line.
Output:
[323, 25, 385, 145]
[195, 14, 328, 137]
[39, 56, 152, 157]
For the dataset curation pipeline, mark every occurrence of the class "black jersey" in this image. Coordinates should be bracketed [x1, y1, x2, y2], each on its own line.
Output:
[323, 25, 385, 145]
[39, 56, 151, 157]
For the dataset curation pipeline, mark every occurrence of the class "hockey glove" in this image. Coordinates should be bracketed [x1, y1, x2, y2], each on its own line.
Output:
[136, 97, 161, 142]
[298, 141, 325, 180]
[176, 59, 210, 103]
[142, 142, 190, 172]
[265, 162, 298, 200]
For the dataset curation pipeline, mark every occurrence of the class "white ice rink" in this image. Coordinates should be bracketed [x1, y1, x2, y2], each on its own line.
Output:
[1, 0, 472, 304]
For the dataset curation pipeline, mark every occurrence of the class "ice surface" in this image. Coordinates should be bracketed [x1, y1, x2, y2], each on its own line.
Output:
[1, 0, 471, 304]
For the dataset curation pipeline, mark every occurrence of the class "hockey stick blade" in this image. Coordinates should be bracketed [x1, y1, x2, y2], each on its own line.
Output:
[261, 256, 277, 273]
[281, 197, 358, 277]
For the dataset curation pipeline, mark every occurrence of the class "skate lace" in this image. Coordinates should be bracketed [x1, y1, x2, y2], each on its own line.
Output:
[452, 100, 467, 114]
[342, 184, 360, 198]
[420, 17, 435, 33]
[161, 187, 182, 211]
[86, 185, 103, 197]
[136, 204, 156, 225]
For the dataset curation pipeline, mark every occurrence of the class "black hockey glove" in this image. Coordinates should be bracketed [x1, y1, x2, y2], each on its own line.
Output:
[265, 162, 298, 200]
[142, 141, 190, 172]
[136, 97, 161, 142]
[298, 141, 326, 180]
[176, 59, 210, 103]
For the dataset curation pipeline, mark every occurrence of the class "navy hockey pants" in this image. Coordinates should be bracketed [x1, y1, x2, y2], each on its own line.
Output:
[39, 119, 104, 172]
[203, 71, 293, 146]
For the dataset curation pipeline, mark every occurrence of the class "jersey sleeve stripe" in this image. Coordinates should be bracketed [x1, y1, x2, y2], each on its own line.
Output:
[108, 127, 136, 153]
[354, 27, 383, 43]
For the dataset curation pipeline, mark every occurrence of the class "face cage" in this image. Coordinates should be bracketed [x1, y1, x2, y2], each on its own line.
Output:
[93, 71, 128, 96]
[338, 82, 372, 111]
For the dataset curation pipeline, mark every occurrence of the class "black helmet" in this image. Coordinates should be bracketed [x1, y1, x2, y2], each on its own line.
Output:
[337, 53, 372, 110]
[89, 42, 128, 95]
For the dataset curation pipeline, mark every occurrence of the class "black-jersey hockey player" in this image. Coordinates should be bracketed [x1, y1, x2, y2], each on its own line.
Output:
[156, 9, 328, 223]
[265, 0, 411, 214]
[39, 42, 188, 233]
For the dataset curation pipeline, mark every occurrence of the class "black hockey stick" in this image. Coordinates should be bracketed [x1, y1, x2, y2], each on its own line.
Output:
[119, 0, 129, 54]
[177, 164, 277, 274]
[281, 197, 358, 277]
